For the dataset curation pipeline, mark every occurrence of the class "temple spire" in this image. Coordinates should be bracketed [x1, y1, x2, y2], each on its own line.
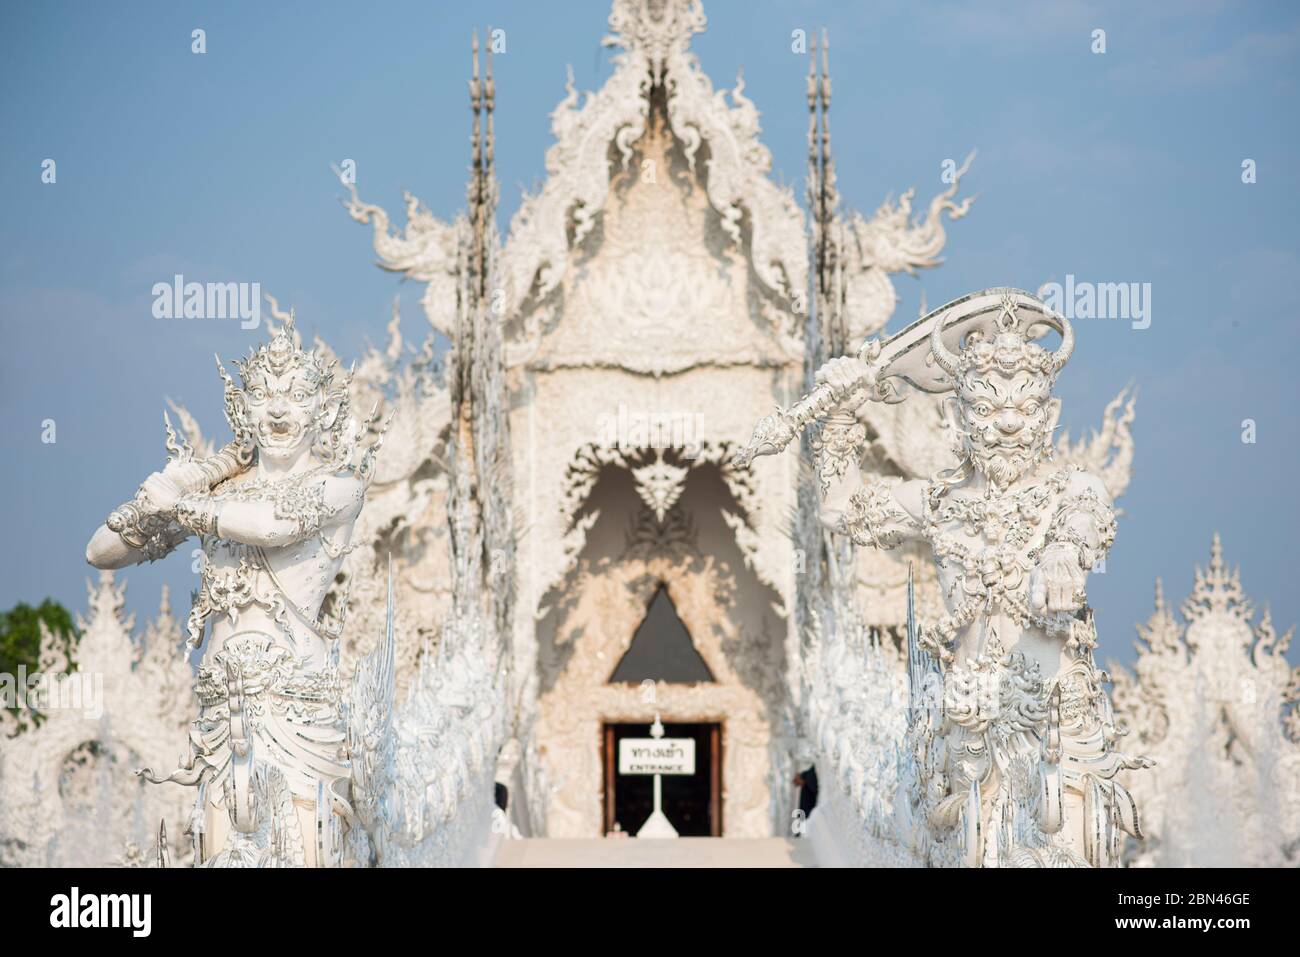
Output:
[806, 28, 844, 357]
[485, 27, 497, 216]
[468, 30, 485, 303]
[819, 29, 837, 225]
[806, 30, 817, 218]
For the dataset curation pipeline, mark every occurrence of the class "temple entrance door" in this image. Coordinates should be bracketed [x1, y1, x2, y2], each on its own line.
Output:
[602, 722, 722, 837]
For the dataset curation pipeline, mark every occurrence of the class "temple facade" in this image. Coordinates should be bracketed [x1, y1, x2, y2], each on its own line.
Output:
[338, 0, 1138, 844]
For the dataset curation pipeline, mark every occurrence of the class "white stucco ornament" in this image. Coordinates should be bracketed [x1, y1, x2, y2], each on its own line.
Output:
[1111, 536, 1299, 866]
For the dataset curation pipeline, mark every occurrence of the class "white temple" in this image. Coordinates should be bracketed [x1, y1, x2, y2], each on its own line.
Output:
[1, 0, 1295, 868]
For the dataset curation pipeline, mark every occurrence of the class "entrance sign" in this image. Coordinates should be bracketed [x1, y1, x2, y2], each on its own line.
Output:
[618, 737, 696, 776]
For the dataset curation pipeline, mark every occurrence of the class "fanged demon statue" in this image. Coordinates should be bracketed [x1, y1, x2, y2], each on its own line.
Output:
[813, 290, 1150, 866]
[86, 314, 384, 867]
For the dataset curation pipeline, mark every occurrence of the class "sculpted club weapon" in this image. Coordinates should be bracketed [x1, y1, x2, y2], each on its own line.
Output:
[732, 288, 1065, 469]
[104, 411, 248, 557]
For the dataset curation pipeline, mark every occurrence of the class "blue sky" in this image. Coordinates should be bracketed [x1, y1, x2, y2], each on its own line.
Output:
[1, 0, 1297, 667]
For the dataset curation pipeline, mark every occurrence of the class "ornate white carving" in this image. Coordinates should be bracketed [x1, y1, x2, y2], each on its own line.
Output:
[343, 187, 461, 337]
[168, 303, 454, 699]
[511, 104, 803, 372]
[346, 564, 506, 867]
[315, 306, 454, 694]
[499, 0, 806, 362]
[1111, 536, 1300, 866]
[802, 294, 1148, 866]
[0, 573, 193, 867]
[853, 380, 1134, 502]
[840, 156, 976, 344]
[1055, 384, 1137, 501]
[631, 453, 690, 522]
[802, 615, 919, 866]
[551, 440, 781, 611]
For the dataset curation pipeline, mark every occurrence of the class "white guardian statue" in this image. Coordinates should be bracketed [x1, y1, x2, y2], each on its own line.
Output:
[740, 288, 1150, 866]
[85, 314, 385, 866]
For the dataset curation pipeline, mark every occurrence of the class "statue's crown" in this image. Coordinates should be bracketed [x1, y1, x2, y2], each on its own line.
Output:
[931, 293, 1073, 385]
[213, 309, 356, 463]
[233, 311, 335, 388]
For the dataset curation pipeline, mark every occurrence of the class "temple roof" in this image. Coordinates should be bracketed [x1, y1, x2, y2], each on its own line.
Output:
[498, 0, 808, 363]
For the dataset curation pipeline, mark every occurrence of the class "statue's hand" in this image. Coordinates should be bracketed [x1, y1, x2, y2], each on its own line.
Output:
[1030, 544, 1086, 614]
[138, 471, 184, 513]
[815, 355, 877, 410]
[162, 459, 210, 493]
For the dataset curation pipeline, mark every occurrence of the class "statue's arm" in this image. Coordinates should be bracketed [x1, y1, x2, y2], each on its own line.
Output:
[86, 498, 192, 569]
[174, 473, 364, 548]
[86, 522, 150, 569]
[86, 460, 231, 568]
[814, 410, 923, 549]
[1032, 471, 1117, 613]
[814, 410, 866, 517]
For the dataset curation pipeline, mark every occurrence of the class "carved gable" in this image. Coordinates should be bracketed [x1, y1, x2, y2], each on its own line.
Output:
[526, 104, 799, 374]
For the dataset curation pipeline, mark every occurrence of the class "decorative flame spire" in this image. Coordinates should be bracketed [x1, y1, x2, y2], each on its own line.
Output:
[806, 27, 844, 356]
[605, 0, 706, 84]
[467, 28, 498, 306]
[1184, 533, 1253, 623]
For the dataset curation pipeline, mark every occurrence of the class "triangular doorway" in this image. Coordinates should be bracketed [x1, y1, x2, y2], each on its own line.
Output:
[609, 585, 715, 684]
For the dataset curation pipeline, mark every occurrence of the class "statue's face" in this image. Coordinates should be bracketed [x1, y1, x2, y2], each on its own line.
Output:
[955, 370, 1056, 488]
[243, 367, 322, 460]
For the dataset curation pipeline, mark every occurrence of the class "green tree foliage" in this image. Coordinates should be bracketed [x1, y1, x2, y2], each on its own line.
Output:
[1, 600, 79, 729]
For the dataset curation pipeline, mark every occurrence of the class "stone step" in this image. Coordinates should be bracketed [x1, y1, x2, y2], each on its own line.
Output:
[493, 837, 816, 868]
